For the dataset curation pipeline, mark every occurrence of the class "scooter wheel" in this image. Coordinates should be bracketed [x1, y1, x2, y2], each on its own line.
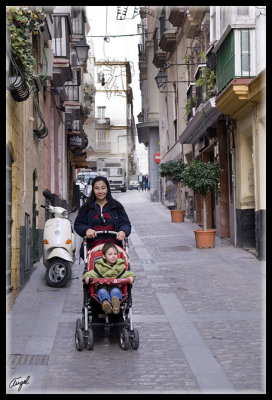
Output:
[46, 259, 71, 288]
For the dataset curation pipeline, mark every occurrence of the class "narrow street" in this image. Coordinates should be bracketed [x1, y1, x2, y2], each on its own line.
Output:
[7, 191, 265, 394]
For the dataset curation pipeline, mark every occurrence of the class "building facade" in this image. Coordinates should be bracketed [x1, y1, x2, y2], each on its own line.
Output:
[85, 60, 138, 183]
[137, 6, 265, 260]
[137, 7, 161, 201]
[6, 6, 90, 309]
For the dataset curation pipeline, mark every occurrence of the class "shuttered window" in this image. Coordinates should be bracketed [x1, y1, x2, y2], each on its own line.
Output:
[216, 29, 235, 93]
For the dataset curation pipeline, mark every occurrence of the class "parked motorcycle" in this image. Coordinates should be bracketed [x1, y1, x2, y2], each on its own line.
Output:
[41, 189, 76, 287]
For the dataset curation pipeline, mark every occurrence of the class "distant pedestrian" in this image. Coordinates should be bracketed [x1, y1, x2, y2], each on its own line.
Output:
[138, 173, 144, 191]
[143, 174, 149, 191]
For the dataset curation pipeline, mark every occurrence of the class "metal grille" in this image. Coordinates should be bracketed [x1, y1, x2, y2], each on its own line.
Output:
[7, 354, 49, 366]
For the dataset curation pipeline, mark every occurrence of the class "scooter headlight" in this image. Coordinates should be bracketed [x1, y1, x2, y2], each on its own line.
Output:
[61, 210, 68, 218]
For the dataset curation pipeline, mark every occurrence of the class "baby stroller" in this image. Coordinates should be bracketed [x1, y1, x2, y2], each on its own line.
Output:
[75, 231, 139, 351]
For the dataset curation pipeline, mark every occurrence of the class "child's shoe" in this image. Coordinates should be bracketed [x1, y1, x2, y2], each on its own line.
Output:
[102, 299, 112, 314]
[111, 296, 120, 314]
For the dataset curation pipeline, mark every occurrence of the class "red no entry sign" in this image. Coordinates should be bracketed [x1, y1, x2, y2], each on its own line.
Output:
[154, 152, 160, 164]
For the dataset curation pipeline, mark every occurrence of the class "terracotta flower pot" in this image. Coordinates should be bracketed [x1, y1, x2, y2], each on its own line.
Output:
[170, 209, 184, 223]
[194, 229, 216, 248]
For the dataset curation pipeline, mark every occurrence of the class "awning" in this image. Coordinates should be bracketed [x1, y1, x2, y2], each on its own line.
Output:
[179, 97, 222, 145]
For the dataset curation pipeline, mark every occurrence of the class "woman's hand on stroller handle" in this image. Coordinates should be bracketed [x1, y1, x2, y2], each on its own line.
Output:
[83, 231, 127, 240]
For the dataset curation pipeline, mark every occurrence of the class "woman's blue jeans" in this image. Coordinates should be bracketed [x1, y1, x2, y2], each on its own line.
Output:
[96, 287, 122, 303]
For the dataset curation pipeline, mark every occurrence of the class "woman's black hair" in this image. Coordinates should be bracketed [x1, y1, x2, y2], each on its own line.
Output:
[80, 176, 124, 212]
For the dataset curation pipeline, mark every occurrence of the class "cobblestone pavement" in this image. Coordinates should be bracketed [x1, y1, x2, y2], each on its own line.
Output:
[6, 190, 266, 394]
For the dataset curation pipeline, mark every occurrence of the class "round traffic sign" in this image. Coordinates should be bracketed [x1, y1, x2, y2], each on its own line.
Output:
[154, 152, 160, 164]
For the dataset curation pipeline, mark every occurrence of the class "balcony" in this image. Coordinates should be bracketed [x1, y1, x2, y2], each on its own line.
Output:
[52, 14, 72, 59]
[169, 7, 186, 27]
[159, 30, 177, 52]
[95, 117, 110, 127]
[153, 49, 167, 68]
[52, 62, 72, 87]
[185, 7, 208, 39]
[63, 83, 80, 102]
[95, 142, 111, 152]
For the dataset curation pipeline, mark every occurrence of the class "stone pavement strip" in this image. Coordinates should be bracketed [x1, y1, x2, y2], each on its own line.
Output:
[6, 190, 266, 394]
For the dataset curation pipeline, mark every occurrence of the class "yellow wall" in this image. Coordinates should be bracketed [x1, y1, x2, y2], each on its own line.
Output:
[235, 95, 266, 212]
[6, 89, 46, 305]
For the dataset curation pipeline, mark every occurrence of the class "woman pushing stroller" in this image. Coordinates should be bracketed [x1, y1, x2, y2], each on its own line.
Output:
[74, 176, 132, 258]
[74, 177, 139, 350]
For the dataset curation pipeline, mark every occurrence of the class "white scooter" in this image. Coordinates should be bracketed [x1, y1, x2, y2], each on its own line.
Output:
[41, 190, 76, 287]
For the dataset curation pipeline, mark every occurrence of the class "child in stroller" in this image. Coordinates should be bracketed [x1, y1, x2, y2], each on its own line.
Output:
[75, 231, 139, 351]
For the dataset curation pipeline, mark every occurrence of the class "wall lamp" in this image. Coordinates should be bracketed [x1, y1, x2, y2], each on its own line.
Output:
[74, 40, 90, 64]
[155, 71, 192, 93]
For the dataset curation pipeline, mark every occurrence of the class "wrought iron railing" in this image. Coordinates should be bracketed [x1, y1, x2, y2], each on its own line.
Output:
[7, 51, 30, 102]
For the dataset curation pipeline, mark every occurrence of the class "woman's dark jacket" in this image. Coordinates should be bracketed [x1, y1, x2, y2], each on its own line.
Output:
[74, 201, 131, 254]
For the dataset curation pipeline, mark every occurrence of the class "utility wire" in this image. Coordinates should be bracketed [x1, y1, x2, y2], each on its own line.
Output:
[86, 32, 152, 38]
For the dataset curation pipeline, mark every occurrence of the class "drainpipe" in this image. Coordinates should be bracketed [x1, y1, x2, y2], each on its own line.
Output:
[231, 147, 237, 247]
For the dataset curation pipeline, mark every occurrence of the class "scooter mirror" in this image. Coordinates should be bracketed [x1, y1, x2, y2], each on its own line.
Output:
[43, 189, 52, 201]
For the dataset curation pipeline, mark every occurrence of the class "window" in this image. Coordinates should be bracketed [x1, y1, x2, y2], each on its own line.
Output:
[240, 30, 250, 75]
[52, 15, 70, 58]
[97, 130, 106, 142]
[237, 6, 249, 16]
[97, 106, 106, 119]
[210, 6, 216, 42]
[220, 6, 231, 36]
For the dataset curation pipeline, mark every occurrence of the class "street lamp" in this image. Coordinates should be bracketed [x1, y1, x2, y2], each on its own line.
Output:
[74, 40, 90, 64]
[137, 112, 144, 123]
[155, 70, 193, 93]
[154, 71, 167, 90]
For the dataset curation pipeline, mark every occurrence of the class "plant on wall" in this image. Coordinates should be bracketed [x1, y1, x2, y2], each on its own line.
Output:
[195, 66, 216, 100]
[184, 94, 197, 122]
[7, 6, 45, 84]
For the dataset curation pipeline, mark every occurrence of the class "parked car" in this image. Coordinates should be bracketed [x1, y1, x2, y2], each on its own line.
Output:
[128, 175, 139, 190]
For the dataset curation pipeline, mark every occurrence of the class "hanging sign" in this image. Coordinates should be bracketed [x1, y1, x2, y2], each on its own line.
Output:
[154, 152, 161, 164]
[68, 134, 83, 147]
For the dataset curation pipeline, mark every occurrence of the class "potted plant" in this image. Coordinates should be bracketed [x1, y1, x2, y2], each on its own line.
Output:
[182, 159, 221, 248]
[159, 159, 186, 222]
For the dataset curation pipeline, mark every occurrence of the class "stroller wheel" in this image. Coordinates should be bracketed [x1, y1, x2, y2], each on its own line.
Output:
[130, 328, 139, 350]
[119, 328, 129, 350]
[76, 318, 82, 330]
[86, 328, 94, 350]
[75, 328, 84, 351]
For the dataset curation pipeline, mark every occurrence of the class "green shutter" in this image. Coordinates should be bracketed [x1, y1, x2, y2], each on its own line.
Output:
[216, 29, 235, 93]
